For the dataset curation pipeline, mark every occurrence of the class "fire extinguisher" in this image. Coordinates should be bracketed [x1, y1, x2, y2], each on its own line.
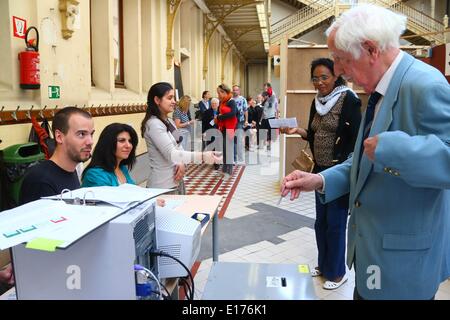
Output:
[18, 26, 40, 90]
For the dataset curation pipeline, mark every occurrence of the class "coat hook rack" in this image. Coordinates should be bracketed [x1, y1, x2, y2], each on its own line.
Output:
[0, 102, 146, 126]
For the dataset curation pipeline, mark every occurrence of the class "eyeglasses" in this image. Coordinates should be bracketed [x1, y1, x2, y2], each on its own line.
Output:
[311, 75, 330, 83]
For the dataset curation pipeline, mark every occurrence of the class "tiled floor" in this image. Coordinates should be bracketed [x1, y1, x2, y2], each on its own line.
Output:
[192, 140, 450, 300]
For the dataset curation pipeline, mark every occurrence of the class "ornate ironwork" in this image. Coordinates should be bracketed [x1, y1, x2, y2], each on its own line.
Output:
[166, 0, 182, 69]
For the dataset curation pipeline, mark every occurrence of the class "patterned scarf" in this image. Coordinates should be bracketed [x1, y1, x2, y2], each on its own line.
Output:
[315, 85, 355, 116]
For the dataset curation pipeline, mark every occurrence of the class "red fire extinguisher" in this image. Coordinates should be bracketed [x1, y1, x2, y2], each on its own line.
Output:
[18, 26, 40, 89]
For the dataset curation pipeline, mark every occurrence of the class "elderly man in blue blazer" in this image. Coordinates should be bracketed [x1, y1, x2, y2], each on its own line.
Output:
[281, 4, 450, 300]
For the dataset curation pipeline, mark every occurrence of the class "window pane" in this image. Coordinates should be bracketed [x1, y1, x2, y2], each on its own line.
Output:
[113, 0, 123, 84]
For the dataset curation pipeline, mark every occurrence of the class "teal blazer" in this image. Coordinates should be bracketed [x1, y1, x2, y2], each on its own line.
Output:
[82, 165, 135, 187]
[321, 53, 450, 299]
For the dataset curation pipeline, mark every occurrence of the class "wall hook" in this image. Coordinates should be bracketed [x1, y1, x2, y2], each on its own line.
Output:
[11, 106, 20, 121]
[51, 106, 58, 117]
[26, 106, 34, 120]
[82, 104, 90, 115]
[39, 105, 47, 119]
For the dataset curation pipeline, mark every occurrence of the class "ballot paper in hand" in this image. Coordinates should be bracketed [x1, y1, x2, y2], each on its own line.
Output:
[268, 118, 298, 128]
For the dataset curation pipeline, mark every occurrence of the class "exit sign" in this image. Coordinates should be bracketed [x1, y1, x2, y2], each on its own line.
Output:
[48, 86, 60, 99]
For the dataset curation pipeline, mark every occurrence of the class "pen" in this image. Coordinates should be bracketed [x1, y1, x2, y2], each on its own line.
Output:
[277, 196, 283, 205]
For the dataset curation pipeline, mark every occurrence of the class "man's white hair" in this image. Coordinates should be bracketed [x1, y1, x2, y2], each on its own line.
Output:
[326, 4, 407, 59]
[211, 97, 219, 105]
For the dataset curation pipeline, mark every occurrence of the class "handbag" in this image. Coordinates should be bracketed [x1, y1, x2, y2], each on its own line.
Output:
[292, 142, 315, 173]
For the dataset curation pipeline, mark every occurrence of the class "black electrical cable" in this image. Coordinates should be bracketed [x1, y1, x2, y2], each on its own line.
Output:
[151, 250, 195, 300]
[159, 281, 172, 300]
[152, 251, 194, 300]
[179, 277, 193, 300]
[150, 252, 194, 300]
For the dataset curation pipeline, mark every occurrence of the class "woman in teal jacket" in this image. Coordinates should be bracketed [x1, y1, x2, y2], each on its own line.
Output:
[82, 123, 137, 187]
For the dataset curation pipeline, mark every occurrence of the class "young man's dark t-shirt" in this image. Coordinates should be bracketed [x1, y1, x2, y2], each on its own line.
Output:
[19, 160, 80, 205]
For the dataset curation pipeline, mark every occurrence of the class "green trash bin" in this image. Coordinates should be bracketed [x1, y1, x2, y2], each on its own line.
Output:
[1, 142, 45, 207]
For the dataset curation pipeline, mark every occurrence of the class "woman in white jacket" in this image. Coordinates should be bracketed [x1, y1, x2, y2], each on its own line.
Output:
[141, 82, 221, 194]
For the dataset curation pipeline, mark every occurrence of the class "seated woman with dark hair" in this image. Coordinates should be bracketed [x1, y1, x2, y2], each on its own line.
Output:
[82, 123, 138, 187]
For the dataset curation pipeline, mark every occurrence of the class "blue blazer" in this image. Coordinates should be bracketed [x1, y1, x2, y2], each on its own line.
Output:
[199, 100, 211, 113]
[321, 53, 450, 299]
[82, 165, 135, 187]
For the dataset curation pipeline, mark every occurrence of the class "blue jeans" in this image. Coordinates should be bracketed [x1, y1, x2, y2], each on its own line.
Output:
[314, 191, 348, 280]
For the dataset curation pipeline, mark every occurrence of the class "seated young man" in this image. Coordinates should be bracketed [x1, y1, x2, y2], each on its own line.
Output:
[20, 107, 94, 204]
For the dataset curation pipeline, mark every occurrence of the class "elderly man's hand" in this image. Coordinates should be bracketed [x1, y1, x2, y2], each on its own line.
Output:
[280, 170, 323, 201]
[363, 135, 378, 161]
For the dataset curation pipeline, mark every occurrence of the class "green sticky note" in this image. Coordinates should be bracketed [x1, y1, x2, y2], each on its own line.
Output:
[298, 264, 310, 274]
[26, 238, 64, 252]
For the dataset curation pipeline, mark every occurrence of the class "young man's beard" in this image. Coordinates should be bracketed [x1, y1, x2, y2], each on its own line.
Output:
[69, 148, 91, 163]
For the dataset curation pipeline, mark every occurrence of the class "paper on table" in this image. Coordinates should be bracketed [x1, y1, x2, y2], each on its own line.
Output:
[0, 199, 126, 250]
[1, 185, 174, 251]
[268, 117, 298, 128]
[42, 184, 173, 209]
[298, 264, 310, 273]
[164, 199, 184, 210]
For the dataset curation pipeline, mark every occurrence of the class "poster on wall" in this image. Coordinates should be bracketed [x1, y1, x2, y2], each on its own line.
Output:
[445, 43, 450, 77]
[12, 16, 27, 39]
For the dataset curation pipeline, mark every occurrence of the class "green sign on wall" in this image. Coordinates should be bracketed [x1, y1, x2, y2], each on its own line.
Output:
[48, 86, 60, 99]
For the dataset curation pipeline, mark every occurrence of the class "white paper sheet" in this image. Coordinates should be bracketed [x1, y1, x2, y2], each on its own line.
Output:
[0, 200, 123, 250]
[0, 185, 175, 250]
[164, 199, 184, 210]
[268, 117, 298, 128]
[42, 184, 173, 209]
